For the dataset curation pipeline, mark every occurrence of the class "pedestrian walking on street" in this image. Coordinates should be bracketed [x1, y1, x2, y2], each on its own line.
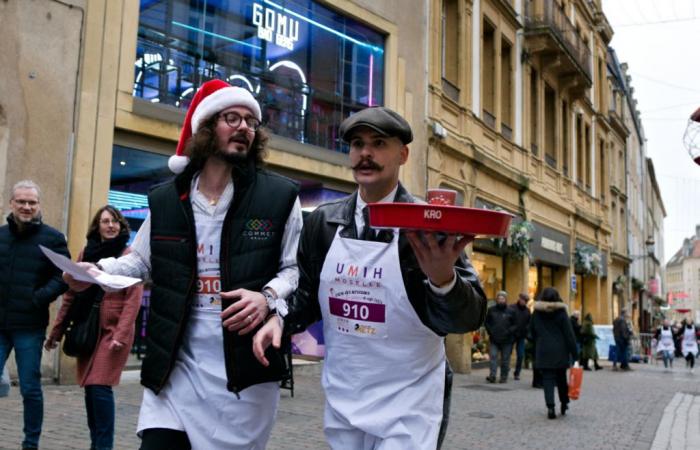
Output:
[509, 292, 531, 381]
[0, 180, 70, 450]
[64, 80, 303, 450]
[612, 309, 633, 371]
[655, 320, 676, 370]
[680, 319, 698, 373]
[580, 313, 602, 371]
[485, 291, 517, 383]
[253, 106, 487, 449]
[528, 287, 578, 420]
[45, 206, 143, 450]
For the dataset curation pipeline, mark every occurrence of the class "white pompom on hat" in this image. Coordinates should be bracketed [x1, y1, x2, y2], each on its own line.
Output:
[168, 79, 262, 174]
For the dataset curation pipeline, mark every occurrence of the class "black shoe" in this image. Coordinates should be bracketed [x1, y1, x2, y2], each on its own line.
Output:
[594, 364, 603, 370]
[514, 374, 520, 380]
[547, 407, 556, 419]
[532, 383, 543, 389]
[583, 366, 592, 371]
[498, 378, 507, 384]
[560, 403, 568, 416]
[486, 375, 496, 383]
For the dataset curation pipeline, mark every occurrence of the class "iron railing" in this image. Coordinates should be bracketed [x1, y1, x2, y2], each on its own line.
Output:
[524, 0, 592, 82]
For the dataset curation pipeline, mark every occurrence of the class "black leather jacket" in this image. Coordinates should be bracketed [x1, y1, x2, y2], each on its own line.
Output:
[284, 183, 487, 337]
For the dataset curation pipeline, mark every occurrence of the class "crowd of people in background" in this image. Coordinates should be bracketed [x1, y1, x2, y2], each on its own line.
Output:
[652, 318, 700, 372]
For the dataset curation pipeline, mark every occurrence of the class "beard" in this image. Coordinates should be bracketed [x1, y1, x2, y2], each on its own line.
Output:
[214, 148, 249, 167]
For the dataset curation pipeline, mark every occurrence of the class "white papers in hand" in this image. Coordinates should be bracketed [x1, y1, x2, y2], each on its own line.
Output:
[39, 245, 141, 290]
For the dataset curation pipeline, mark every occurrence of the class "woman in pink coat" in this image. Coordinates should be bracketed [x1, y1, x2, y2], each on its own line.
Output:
[45, 206, 143, 450]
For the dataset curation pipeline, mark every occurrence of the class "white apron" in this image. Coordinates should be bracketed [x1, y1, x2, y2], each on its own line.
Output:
[319, 227, 446, 450]
[657, 328, 675, 353]
[682, 326, 698, 356]
[137, 192, 279, 450]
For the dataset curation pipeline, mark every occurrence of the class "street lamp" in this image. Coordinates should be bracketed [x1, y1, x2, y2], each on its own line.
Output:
[630, 237, 655, 259]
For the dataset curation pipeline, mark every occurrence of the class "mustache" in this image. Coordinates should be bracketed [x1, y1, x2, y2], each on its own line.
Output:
[351, 159, 384, 171]
[228, 132, 250, 147]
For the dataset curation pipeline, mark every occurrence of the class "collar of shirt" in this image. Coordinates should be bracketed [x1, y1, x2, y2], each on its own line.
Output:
[354, 184, 398, 233]
[191, 172, 234, 216]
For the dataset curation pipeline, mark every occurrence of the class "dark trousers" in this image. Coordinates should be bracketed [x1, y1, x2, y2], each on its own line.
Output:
[514, 338, 526, 376]
[0, 329, 45, 449]
[686, 353, 695, 368]
[615, 338, 630, 368]
[541, 368, 569, 408]
[85, 385, 115, 450]
[489, 341, 513, 380]
[140, 428, 191, 450]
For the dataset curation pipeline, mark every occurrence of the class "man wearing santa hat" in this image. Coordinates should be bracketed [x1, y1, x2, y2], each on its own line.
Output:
[64, 79, 302, 450]
[251, 106, 486, 449]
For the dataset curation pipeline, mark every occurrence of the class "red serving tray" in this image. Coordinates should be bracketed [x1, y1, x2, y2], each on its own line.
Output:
[368, 203, 512, 237]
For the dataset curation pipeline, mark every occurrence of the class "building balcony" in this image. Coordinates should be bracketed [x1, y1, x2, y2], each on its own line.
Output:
[524, 0, 593, 88]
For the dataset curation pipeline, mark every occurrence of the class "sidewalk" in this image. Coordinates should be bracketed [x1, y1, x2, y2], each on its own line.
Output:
[1, 360, 699, 449]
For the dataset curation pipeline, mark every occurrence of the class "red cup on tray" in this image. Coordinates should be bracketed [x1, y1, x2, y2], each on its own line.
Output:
[426, 188, 458, 206]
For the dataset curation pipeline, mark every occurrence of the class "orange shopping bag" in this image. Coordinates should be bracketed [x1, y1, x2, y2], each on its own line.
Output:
[568, 362, 583, 400]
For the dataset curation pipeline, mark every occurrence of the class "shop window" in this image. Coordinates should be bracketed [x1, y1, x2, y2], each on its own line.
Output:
[134, 0, 385, 153]
[109, 145, 171, 238]
[472, 252, 504, 301]
[441, 0, 460, 101]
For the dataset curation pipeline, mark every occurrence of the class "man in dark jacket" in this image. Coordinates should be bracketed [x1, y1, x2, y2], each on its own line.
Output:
[65, 80, 302, 450]
[253, 106, 487, 449]
[485, 291, 517, 383]
[0, 180, 69, 450]
[612, 309, 632, 371]
[509, 292, 531, 380]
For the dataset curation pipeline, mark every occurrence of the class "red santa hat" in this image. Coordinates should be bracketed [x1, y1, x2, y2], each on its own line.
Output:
[168, 79, 262, 173]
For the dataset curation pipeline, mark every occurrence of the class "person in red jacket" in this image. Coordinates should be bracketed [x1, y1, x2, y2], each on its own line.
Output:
[45, 206, 143, 450]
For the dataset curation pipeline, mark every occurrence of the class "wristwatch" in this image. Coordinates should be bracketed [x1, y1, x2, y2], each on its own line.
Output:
[262, 289, 289, 318]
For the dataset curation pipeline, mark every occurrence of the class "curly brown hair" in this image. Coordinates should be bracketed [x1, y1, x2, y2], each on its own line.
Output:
[86, 205, 130, 240]
[184, 113, 268, 170]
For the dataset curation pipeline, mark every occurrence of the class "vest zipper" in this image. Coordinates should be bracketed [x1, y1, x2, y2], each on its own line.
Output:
[158, 196, 198, 391]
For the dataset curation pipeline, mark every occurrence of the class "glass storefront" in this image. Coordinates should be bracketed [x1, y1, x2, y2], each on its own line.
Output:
[135, 0, 385, 152]
[472, 252, 504, 302]
[527, 264, 556, 301]
[471, 251, 504, 364]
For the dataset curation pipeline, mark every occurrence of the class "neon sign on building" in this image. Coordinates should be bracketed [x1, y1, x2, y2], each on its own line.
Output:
[252, 2, 300, 51]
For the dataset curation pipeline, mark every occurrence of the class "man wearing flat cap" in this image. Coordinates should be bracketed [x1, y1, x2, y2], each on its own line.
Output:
[252, 106, 486, 449]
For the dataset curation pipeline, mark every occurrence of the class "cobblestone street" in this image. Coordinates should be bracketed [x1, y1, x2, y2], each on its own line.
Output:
[1, 360, 699, 450]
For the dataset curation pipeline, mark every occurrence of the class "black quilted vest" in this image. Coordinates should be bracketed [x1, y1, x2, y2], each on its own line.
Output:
[142, 163, 299, 394]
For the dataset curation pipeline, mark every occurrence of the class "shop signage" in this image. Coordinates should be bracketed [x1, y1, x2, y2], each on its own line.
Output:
[252, 2, 300, 51]
[541, 236, 565, 254]
[530, 222, 570, 267]
[571, 275, 577, 292]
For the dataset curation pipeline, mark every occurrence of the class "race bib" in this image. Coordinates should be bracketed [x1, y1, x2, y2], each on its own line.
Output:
[327, 287, 388, 339]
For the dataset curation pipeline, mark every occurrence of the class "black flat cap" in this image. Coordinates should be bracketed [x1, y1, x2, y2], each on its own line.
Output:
[339, 107, 413, 144]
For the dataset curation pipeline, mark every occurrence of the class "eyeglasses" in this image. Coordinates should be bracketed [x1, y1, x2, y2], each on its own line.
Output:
[12, 199, 39, 207]
[100, 218, 120, 225]
[219, 112, 262, 131]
